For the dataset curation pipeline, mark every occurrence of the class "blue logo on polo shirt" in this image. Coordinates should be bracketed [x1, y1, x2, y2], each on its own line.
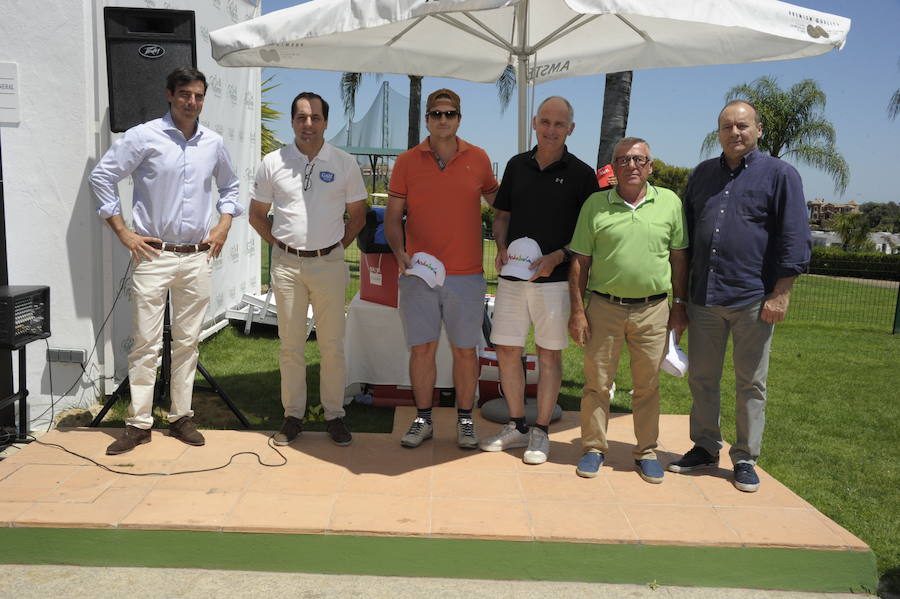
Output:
[319, 171, 335, 183]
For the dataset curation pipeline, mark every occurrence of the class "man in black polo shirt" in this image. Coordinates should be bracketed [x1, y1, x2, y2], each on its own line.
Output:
[479, 96, 600, 464]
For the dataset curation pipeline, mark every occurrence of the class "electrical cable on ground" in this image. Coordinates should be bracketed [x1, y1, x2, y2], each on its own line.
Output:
[15, 432, 288, 476]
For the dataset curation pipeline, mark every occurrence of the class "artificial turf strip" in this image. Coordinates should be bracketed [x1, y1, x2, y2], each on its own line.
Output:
[0, 528, 876, 593]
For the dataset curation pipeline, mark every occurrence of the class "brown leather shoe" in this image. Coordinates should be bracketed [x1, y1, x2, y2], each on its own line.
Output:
[168, 416, 205, 446]
[106, 425, 151, 455]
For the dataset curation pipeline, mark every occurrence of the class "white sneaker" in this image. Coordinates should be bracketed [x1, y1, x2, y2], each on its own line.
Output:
[478, 422, 529, 452]
[523, 428, 549, 465]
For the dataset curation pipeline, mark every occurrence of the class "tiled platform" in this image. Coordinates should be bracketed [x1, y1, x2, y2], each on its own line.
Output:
[0, 408, 875, 591]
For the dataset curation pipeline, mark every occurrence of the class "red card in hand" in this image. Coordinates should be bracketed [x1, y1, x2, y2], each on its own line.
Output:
[596, 164, 613, 188]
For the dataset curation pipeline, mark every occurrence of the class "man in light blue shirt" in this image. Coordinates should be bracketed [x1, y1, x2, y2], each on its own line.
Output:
[90, 66, 241, 455]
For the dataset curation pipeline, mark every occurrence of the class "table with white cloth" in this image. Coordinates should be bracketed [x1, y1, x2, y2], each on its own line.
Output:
[344, 292, 455, 388]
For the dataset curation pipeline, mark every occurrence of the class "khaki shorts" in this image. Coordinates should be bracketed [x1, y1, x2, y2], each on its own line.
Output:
[490, 278, 570, 350]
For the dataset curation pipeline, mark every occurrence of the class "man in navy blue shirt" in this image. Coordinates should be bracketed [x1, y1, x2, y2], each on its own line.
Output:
[667, 100, 811, 493]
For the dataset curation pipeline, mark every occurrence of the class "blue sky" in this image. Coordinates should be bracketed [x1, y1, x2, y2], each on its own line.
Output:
[257, 0, 899, 205]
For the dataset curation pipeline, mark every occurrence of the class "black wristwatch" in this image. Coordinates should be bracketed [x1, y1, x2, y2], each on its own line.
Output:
[560, 247, 573, 262]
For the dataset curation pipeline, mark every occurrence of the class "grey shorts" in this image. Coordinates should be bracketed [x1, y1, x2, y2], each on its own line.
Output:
[398, 273, 486, 348]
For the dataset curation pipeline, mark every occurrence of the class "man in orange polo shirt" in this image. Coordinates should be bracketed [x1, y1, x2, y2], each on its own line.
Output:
[386, 88, 499, 449]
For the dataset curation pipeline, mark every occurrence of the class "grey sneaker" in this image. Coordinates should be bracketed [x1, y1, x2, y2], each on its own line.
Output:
[523, 428, 550, 465]
[457, 417, 478, 449]
[478, 422, 529, 452]
[400, 417, 433, 448]
[273, 416, 303, 446]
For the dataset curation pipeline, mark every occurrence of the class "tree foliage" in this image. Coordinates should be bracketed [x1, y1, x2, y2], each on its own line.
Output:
[260, 76, 283, 158]
[339, 72, 376, 146]
[496, 65, 516, 114]
[648, 159, 691, 198]
[700, 76, 849, 195]
[860, 202, 900, 233]
[831, 212, 874, 252]
[889, 57, 900, 120]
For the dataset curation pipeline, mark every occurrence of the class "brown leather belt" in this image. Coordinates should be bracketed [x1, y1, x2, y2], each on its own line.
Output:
[277, 241, 339, 258]
[147, 241, 211, 253]
[593, 291, 667, 305]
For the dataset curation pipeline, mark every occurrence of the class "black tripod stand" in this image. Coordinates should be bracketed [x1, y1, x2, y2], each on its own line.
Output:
[90, 294, 249, 428]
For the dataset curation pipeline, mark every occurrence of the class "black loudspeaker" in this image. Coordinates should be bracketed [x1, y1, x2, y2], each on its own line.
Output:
[0, 286, 50, 351]
[104, 7, 196, 132]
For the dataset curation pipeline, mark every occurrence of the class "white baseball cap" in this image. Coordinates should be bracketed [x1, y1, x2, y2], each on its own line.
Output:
[405, 252, 446, 288]
[661, 330, 688, 377]
[500, 237, 543, 280]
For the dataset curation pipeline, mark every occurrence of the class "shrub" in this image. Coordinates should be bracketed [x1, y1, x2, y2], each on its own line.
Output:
[809, 247, 900, 281]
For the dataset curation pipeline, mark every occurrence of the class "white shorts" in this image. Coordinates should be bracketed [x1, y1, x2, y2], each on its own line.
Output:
[490, 278, 570, 350]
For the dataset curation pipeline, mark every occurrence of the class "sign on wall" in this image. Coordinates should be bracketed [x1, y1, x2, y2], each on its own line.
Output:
[0, 62, 19, 125]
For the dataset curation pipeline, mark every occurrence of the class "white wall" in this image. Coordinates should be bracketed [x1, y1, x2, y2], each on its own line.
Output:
[0, 0, 261, 431]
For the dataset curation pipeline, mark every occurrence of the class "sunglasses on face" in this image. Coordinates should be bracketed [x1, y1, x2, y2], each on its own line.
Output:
[427, 110, 459, 120]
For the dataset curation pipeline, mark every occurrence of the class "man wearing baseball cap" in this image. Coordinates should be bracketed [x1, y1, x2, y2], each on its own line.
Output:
[479, 96, 599, 465]
[385, 88, 499, 449]
[568, 137, 688, 483]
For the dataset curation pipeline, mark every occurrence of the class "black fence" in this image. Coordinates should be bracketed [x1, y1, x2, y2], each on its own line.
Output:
[789, 251, 900, 333]
[343, 244, 900, 333]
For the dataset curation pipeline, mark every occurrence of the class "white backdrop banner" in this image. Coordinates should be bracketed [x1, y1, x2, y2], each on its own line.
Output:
[106, 0, 262, 383]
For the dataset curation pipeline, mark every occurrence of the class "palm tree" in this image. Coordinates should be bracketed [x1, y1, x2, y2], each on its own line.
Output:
[596, 71, 633, 169]
[495, 65, 516, 114]
[889, 57, 900, 120]
[831, 212, 874, 252]
[342, 72, 423, 148]
[260, 76, 283, 158]
[339, 72, 366, 146]
[407, 75, 422, 149]
[701, 76, 849, 195]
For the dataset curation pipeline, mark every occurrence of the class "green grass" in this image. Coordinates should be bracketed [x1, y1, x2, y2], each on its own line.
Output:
[758, 322, 899, 577]
[556, 318, 899, 576]
[100, 326, 394, 435]
[789, 274, 898, 332]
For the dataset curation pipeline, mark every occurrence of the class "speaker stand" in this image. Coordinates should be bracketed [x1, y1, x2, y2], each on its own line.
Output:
[90, 296, 249, 429]
[0, 345, 36, 445]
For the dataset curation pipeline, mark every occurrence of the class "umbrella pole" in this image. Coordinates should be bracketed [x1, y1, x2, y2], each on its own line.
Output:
[517, 54, 528, 153]
[515, 1, 529, 153]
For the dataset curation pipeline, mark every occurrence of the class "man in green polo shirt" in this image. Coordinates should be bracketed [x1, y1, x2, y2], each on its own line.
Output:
[568, 137, 688, 483]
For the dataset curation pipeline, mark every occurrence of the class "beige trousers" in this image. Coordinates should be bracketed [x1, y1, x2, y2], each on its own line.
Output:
[580, 295, 669, 460]
[271, 244, 348, 421]
[128, 251, 211, 429]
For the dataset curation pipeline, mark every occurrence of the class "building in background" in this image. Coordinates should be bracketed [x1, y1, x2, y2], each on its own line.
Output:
[808, 198, 860, 227]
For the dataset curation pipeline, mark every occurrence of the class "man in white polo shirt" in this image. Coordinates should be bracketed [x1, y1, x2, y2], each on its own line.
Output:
[249, 91, 367, 447]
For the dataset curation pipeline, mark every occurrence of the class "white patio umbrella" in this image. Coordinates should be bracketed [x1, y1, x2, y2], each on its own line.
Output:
[210, 0, 850, 151]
